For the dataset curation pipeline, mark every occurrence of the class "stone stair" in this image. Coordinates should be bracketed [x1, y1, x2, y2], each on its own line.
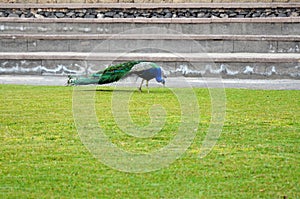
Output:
[0, 4, 299, 79]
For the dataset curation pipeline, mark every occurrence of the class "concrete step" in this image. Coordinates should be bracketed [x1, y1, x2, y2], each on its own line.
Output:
[0, 15, 299, 79]
[1, 52, 300, 62]
[0, 34, 299, 53]
[0, 52, 299, 79]
[0, 17, 299, 35]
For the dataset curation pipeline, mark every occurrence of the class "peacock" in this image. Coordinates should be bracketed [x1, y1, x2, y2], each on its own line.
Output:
[67, 61, 166, 92]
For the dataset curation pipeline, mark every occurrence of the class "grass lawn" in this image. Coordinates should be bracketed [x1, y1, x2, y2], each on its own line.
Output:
[0, 84, 299, 198]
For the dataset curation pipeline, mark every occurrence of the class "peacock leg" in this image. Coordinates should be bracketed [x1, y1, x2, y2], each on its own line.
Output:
[139, 79, 144, 92]
[146, 80, 149, 93]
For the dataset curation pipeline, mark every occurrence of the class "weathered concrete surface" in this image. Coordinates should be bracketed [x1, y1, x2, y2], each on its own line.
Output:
[1, 19, 300, 35]
[1, 33, 300, 53]
[1, 52, 299, 61]
[1, 37, 299, 53]
[0, 17, 299, 79]
[0, 53, 299, 78]
[0, 75, 299, 90]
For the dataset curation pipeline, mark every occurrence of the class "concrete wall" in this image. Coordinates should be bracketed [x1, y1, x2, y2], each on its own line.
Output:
[1, 38, 299, 54]
[1, 59, 299, 79]
[1, 19, 299, 35]
[0, 0, 299, 3]
[1, 19, 299, 54]
[0, 13, 299, 79]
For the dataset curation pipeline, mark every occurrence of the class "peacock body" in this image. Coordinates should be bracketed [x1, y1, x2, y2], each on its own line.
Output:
[67, 61, 165, 92]
[68, 60, 141, 85]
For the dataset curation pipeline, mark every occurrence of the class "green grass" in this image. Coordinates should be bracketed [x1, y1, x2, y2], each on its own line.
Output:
[0, 84, 299, 198]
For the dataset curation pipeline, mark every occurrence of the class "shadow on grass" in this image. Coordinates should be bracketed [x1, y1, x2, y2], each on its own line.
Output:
[78, 87, 165, 94]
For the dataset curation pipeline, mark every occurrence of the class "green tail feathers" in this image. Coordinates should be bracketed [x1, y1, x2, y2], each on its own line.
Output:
[97, 60, 141, 84]
[68, 61, 141, 85]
